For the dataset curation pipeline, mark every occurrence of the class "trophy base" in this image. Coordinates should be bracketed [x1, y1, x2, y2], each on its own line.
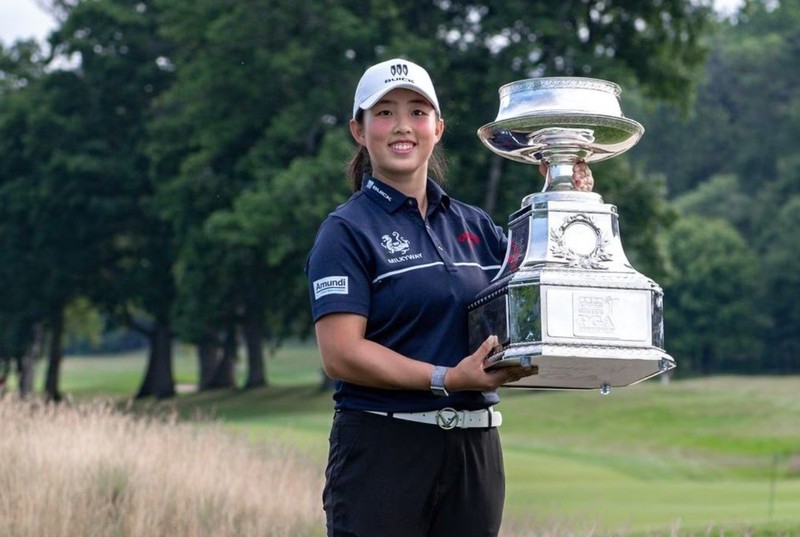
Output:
[467, 192, 675, 392]
[485, 344, 675, 390]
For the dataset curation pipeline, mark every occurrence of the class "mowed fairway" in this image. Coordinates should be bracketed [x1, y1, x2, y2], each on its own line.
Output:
[499, 382, 800, 533]
[47, 343, 800, 535]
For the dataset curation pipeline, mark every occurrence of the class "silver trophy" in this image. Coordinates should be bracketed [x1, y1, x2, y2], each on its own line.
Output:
[468, 77, 675, 392]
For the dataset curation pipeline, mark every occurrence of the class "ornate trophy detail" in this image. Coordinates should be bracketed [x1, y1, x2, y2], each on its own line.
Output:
[468, 77, 675, 392]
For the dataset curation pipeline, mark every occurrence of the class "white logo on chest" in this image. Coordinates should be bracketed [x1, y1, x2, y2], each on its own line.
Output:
[381, 231, 411, 255]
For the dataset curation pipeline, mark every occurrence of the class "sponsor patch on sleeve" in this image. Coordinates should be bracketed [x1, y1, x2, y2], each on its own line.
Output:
[313, 276, 349, 300]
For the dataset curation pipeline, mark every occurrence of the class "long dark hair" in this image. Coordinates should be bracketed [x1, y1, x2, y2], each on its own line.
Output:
[346, 111, 448, 192]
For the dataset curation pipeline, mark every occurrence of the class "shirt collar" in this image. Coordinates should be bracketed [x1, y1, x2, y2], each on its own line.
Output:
[426, 179, 451, 212]
[361, 174, 451, 214]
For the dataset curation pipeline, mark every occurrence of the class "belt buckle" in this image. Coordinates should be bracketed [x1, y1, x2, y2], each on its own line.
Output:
[435, 407, 460, 430]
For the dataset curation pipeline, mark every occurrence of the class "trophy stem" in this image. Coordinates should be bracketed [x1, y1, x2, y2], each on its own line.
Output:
[543, 160, 576, 192]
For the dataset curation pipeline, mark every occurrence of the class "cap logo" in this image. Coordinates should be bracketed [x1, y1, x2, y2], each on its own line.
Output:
[353, 58, 439, 119]
[390, 64, 409, 76]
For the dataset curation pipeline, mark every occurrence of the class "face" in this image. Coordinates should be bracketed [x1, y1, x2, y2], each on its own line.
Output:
[350, 88, 444, 187]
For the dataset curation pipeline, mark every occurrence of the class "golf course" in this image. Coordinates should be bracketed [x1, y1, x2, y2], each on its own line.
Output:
[12, 342, 800, 536]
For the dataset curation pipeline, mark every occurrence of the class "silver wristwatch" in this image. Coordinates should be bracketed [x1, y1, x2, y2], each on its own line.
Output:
[430, 365, 449, 397]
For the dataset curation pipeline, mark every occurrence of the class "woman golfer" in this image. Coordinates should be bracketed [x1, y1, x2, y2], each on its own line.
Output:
[307, 58, 593, 537]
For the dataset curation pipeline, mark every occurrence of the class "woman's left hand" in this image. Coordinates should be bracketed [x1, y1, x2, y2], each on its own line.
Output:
[572, 161, 594, 192]
[538, 161, 594, 192]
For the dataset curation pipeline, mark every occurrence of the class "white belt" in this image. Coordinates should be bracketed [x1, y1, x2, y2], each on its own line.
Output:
[365, 407, 502, 430]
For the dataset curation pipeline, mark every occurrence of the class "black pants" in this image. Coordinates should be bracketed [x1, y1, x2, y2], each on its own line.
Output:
[324, 410, 505, 537]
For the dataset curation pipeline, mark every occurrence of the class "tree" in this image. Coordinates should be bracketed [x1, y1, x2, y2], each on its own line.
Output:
[149, 0, 714, 390]
[41, 0, 176, 398]
[0, 56, 124, 399]
[758, 196, 800, 372]
[149, 0, 381, 387]
[405, 0, 713, 220]
[0, 52, 49, 396]
[2, 0, 718, 395]
[205, 129, 354, 385]
[628, 0, 800, 373]
[663, 216, 765, 374]
[632, 0, 800, 197]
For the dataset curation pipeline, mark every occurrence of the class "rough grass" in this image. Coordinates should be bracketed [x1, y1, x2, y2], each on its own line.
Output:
[0, 396, 324, 537]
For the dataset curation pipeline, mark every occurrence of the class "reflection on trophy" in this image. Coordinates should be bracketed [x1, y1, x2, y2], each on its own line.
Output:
[468, 78, 675, 393]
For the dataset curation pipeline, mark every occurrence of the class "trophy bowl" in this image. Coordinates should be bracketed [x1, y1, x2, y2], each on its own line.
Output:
[478, 78, 644, 192]
[468, 76, 675, 393]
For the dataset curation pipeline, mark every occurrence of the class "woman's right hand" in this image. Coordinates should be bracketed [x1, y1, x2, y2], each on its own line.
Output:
[445, 335, 537, 392]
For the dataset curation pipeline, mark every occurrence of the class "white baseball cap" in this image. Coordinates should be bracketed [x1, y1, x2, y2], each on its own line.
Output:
[352, 58, 441, 119]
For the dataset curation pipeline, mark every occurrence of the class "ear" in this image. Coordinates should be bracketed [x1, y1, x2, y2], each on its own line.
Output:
[349, 118, 366, 146]
[434, 117, 445, 143]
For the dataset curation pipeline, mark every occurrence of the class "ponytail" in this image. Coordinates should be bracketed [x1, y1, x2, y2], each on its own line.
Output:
[347, 145, 372, 192]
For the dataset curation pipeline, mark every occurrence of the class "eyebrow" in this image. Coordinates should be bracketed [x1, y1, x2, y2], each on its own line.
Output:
[375, 97, 433, 107]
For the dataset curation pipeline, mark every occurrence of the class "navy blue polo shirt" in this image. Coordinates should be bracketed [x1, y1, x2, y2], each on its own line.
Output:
[306, 174, 507, 412]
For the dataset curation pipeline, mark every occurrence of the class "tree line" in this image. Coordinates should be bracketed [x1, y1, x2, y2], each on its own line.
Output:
[631, 0, 800, 375]
[0, 0, 794, 399]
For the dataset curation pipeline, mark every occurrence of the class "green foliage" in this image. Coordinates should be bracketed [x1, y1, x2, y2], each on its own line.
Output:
[663, 216, 766, 374]
[592, 158, 676, 280]
[634, 0, 800, 196]
[1, 0, 721, 394]
[0, 0, 177, 396]
[201, 129, 353, 341]
[628, 0, 800, 373]
[0, 39, 46, 91]
[671, 174, 751, 232]
[63, 297, 105, 351]
[758, 196, 800, 369]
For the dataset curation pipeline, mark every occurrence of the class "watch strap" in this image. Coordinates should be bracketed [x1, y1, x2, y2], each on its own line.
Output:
[430, 365, 449, 396]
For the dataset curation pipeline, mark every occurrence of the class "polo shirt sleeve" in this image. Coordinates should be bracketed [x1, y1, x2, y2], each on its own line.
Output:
[306, 216, 372, 323]
[476, 206, 508, 264]
[492, 221, 508, 263]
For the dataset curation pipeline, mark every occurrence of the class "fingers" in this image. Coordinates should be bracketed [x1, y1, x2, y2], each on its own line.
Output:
[539, 162, 548, 177]
[477, 335, 500, 358]
[572, 161, 594, 192]
[505, 369, 521, 384]
[503, 365, 537, 384]
[465, 337, 540, 389]
[474, 335, 500, 372]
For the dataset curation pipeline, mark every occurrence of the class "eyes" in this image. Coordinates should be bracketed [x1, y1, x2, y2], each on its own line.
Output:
[372, 107, 431, 118]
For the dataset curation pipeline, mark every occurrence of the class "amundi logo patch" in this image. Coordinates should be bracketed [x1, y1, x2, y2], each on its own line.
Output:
[313, 276, 348, 300]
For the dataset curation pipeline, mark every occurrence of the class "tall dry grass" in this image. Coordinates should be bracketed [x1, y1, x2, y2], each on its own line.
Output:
[0, 396, 324, 537]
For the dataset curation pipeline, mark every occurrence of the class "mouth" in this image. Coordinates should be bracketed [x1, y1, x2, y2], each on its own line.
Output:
[389, 141, 415, 153]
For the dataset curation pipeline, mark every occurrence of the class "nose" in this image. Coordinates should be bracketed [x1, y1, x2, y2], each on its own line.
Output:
[393, 115, 412, 133]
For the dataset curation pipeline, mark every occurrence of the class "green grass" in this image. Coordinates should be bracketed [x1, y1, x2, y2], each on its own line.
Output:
[31, 343, 800, 535]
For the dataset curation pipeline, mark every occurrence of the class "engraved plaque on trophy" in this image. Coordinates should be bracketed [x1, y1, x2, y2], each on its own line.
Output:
[468, 77, 675, 392]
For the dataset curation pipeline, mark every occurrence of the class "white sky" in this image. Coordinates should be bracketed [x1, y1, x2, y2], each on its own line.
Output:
[0, 0, 56, 46]
[0, 0, 746, 47]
